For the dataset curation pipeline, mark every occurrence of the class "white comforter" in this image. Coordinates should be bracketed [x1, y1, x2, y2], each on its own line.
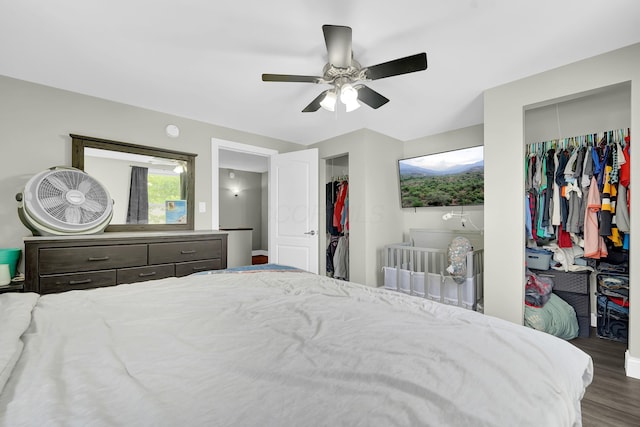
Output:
[0, 270, 592, 426]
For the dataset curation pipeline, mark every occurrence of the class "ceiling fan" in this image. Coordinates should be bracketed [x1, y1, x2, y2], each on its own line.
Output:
[262, 25, 428, 113]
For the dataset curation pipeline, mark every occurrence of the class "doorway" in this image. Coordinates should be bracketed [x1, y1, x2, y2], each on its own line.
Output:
[212, 139, 277, 263]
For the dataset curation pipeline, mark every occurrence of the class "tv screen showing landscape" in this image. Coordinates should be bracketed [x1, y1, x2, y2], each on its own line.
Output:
[398, 146, 484, 208]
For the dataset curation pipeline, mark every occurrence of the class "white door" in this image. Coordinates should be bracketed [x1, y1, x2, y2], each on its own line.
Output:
[269, 148, 319, 273]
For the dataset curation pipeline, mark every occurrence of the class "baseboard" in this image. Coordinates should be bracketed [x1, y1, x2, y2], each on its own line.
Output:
[591, 312, 597, 327]
[625, 350, 640, 379]
[252, 250, 268, 257]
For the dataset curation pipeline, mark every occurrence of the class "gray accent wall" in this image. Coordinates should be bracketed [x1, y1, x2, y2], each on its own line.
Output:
[218, 168, 263, 251]
[0, 75, 300, 272]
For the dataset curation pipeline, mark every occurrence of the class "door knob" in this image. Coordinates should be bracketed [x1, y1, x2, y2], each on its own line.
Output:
[304, 230, 316, 236]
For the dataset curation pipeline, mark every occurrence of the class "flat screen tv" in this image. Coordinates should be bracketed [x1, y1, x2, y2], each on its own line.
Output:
[398, 146, 484, 208]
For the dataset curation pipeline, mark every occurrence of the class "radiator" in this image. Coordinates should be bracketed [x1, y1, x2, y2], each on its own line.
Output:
[383, 243, 484, 311]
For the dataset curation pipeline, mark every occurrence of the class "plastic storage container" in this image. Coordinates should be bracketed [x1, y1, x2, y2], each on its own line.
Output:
[526, 248, 553, 270]
[0, 248, 21, 278]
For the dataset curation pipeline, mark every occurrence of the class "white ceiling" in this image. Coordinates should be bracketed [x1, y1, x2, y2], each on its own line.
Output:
[2, 1, 639, 146]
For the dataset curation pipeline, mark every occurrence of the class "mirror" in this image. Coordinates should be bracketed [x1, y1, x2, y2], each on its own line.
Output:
[71, 134, 196, 232]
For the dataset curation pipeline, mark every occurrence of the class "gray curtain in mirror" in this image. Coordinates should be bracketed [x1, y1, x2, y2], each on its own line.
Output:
[180, 172, 187, 200]
[127, 166, 149, 224]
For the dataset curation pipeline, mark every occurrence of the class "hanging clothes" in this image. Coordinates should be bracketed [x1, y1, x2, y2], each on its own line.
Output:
[326, 177, 349, 277]
[584, 177, 608, 259]
[333, 235, 349, 280]
[326, 235, 340, 276]
[326, 181, 340, 236]
[525, 128, 630, 263]
[333, 180, 348, 233]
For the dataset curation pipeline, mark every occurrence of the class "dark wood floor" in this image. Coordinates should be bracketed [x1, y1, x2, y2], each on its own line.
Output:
[571, 329, 640, 426]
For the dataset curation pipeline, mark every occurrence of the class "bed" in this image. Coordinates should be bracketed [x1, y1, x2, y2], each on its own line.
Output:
[0, 265, 592, 426]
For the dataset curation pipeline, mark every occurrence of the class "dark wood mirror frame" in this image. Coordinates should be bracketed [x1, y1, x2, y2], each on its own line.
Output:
[71, 134, 197, 232]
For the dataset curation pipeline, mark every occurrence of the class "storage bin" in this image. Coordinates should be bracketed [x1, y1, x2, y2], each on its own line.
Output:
[576, 316, 591, 338]
[0, 248, 21, 278]
[597, 294, 628, 342]
[526, 248, 552, 270]
[538, 270, 590, 294]
[536, 270, 591, 337]
[554, 290, 590, 317]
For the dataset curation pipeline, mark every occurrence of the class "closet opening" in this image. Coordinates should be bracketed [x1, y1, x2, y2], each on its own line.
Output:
[523, 82, 631, 352]
[325, 154, 349, 281]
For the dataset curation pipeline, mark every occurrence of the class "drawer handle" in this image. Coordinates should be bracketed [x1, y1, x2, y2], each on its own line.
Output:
[138, 272, 157, 277]
[88, 256, 110, 262]
[69, 278, 92, 285]
[180, 250, 197, 254]
[192, 266, 208, 271]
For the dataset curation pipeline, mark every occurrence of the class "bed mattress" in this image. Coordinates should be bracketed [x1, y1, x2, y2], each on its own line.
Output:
[0, 269, 592, 426]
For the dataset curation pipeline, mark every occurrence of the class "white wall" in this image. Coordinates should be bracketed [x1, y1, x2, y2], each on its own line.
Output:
[84, 155, 132, 223]
[260, 172, 268, 252]
[0, 75, 301, 272]
[484, 42, 640, 377]
[525, 82, 631, 144]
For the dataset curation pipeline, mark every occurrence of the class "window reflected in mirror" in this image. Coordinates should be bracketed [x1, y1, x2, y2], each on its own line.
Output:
[71, 134, 196, 232]
[84, 148, 188, 225]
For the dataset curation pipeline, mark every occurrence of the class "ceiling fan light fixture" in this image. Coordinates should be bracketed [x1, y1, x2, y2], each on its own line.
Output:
[344, 98, 361, 112]
[339, 83, 360, 112]
[320, 90, 337, 111]
[340, 84, 358, 103]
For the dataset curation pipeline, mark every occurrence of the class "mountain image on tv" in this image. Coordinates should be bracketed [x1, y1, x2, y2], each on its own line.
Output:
[398, 146, 484, 207]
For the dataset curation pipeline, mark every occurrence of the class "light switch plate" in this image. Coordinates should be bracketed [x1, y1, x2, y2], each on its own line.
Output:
[198, 202, 206, 213]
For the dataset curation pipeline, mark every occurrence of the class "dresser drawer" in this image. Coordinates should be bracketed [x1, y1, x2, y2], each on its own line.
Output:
[117, 264, 175, 285]
[175, 259, 222, 277]
[149, 240, 222, 264]
[39, 245, 148, 274]
[40, 270, 117, 294]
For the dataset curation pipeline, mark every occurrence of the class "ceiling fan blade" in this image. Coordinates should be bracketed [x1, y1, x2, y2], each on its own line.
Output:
[364, 52, 428, 81]
[262, 74, 322, 83]
[323, 25, 352, 68]
[302, 90, 329, 113]
[355, 85, 389, 109]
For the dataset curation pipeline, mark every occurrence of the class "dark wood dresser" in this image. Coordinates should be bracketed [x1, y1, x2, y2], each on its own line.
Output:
[24, 231, 227, 294]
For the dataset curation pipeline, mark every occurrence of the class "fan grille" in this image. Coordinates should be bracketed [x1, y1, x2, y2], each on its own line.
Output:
[36, 170, 110, 225]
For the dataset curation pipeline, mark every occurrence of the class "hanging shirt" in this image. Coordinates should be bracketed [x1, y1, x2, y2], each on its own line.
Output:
[580, 147, 593, 189]
[584, 177, 608, 259]
[551, 150, 562, 226]
[619, 141, 630, 188]
[333, 181, 348, 233]
[525, 194, 533, 240]
[616, 184, 630, 233]
[541, 149, 555, 229]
